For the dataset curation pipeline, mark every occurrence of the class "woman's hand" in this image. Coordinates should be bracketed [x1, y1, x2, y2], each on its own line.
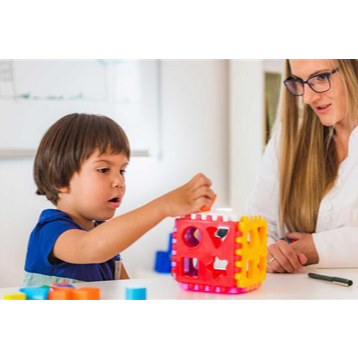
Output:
[267, 240, 307, 274]
[287, 232, 319, 265]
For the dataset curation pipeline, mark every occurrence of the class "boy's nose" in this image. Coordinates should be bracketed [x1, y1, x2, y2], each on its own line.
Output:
[112, 175, 125, 188]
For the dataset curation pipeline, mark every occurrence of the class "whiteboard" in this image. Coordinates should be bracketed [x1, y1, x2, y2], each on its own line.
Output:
[0, 60, 161, 157]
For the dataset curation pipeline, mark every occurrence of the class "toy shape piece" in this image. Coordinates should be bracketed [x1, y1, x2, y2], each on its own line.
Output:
[48, 288, 75, 300]
[200, 194, 217, 212]
[20, 287, 50, 300]
[3, 293, 27, 300]
[125, 287, 147, 300]
[154, 233, 174, 274]
[154, 251, 172, 273]
[51, 283, 75, 289]
[72, 287, 100, 300]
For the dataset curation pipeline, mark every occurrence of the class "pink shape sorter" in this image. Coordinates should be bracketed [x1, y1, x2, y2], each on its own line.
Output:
[171, 210, 268, 294]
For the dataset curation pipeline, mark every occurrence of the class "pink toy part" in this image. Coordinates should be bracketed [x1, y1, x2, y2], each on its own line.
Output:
[179, 283, 253, 294]
[172, 213, 267, 295]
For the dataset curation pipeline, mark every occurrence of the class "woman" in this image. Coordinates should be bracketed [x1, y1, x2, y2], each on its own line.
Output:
[246, 59, 358, 273]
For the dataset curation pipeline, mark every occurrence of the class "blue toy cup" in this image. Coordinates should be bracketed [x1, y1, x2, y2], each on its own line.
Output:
[125, 287, 147, 300]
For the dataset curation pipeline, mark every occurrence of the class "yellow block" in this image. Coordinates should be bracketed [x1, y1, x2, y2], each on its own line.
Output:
[3, 293, 26, 300]
[235, 216, 268, 289]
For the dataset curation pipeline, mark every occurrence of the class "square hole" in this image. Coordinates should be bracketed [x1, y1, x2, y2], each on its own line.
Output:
[182, 257, 199, 277]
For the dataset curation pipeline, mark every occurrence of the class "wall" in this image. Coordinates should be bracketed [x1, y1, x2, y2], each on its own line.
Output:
[229, 60, 265, 213]
[0, 60, 230, 286]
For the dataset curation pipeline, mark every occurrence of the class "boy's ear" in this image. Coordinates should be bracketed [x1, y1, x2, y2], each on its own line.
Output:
[58, 186, 70, 194]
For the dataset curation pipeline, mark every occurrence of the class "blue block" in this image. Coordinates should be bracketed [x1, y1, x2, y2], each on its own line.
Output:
[154, 251, 172, 273]
[20, 287, 50, 300]
[125, 287, 147, 300]
[154, 233, 174, 274]
[167, 233, 173, 252]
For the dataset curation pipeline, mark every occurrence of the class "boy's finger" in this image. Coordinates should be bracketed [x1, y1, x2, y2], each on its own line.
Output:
[193, 187, 215, 200]
[200, 194, 217, 212]
[191, 173, 212, 188]
[190, 173, 206, 183]
[193, 196, 211, 210]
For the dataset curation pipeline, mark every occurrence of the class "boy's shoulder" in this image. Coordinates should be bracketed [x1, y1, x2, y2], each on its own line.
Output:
[38, 209, 75, 226]
[36, 209, 104, 229]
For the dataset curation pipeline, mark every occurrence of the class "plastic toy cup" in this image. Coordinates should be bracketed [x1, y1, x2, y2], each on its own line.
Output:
[125, 287, 147, 300]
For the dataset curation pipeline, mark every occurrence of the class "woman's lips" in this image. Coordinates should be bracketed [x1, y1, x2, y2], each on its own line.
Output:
[316, 104, 332, 114]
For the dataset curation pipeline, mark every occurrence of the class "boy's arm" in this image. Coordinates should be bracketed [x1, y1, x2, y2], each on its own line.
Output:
[52, 173, 214, 264]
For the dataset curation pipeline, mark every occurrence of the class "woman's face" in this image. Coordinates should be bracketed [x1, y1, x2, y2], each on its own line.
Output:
[289, 59, 347, 127]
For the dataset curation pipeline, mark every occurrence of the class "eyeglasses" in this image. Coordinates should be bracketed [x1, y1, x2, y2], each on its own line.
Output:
[283, 68, 339, 96]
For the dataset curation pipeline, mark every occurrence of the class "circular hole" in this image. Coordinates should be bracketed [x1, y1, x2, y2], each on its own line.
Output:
[183, 227, 201, 248]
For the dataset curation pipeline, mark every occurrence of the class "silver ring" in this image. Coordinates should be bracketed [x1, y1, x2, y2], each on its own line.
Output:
[268, 257, 276, 265]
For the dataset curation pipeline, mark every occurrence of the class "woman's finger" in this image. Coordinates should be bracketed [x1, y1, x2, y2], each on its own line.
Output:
[276, 241, 304, 272]
[267, 251, 286, 273]
[269, 244, 295, 273]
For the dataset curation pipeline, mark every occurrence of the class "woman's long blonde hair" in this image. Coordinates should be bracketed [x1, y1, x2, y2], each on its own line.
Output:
[278, 59, 358, 234]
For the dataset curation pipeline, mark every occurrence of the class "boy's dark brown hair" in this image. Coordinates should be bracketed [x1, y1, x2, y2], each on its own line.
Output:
[34, 113, 130, 205]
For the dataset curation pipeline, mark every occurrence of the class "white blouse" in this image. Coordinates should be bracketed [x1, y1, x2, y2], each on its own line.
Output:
[246, 124, 358, 268]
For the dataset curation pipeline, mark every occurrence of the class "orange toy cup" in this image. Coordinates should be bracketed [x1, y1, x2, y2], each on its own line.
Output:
[48, 288, 76, 300]
[72, 287, 101, 300]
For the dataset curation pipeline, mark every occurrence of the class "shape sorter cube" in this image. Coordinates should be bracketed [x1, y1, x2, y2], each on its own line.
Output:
[171, 211, 268, 294]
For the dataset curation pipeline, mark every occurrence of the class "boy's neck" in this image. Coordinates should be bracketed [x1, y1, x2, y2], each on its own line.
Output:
[56, 204, 95, 231]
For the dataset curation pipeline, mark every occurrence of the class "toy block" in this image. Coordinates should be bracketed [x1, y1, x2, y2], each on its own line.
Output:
[48, 288, 76, 300]
[51, 283, 74, 289]
[20, 287, 50, 300]
[3, 293, 26, 300]
[172, 210, 267, 294]
[200, 194, 217, 212]
[154, 232, 174, 274]
[72, 287, 100, 300]
[125, 287, 147, 300]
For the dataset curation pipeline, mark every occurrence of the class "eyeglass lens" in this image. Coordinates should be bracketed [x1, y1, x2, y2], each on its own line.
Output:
[286, 74, 331, 95]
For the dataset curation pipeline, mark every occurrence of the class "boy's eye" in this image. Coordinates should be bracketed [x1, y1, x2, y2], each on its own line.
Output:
[98, 168, 110, 173]
[120, 170, 127, 176]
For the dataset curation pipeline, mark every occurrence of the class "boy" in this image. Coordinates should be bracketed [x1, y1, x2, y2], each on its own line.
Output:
[24, 113, 215, 286]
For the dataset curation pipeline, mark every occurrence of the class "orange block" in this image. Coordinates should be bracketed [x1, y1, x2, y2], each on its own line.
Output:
[48, 288, 75, 300]
[200, 194, 217, 212]
[72, 287, 100, 300]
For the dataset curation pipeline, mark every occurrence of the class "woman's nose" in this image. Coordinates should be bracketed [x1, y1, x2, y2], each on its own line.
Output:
[302, 85, 320, 105]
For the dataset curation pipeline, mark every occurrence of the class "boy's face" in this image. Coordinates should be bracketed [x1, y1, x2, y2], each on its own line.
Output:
[58, 150, 129, 226]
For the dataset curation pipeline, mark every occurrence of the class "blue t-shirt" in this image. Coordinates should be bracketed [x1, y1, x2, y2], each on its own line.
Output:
[24, 209, 119, 286]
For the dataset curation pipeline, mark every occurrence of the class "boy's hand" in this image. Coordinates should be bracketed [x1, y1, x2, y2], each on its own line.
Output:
[159, 173, 215, 217]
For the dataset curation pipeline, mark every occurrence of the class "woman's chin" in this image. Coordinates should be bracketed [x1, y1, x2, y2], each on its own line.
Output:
[318, 116, 344, 128]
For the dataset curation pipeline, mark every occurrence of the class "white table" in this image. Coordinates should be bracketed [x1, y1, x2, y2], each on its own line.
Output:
[1, 268, 358, 299]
